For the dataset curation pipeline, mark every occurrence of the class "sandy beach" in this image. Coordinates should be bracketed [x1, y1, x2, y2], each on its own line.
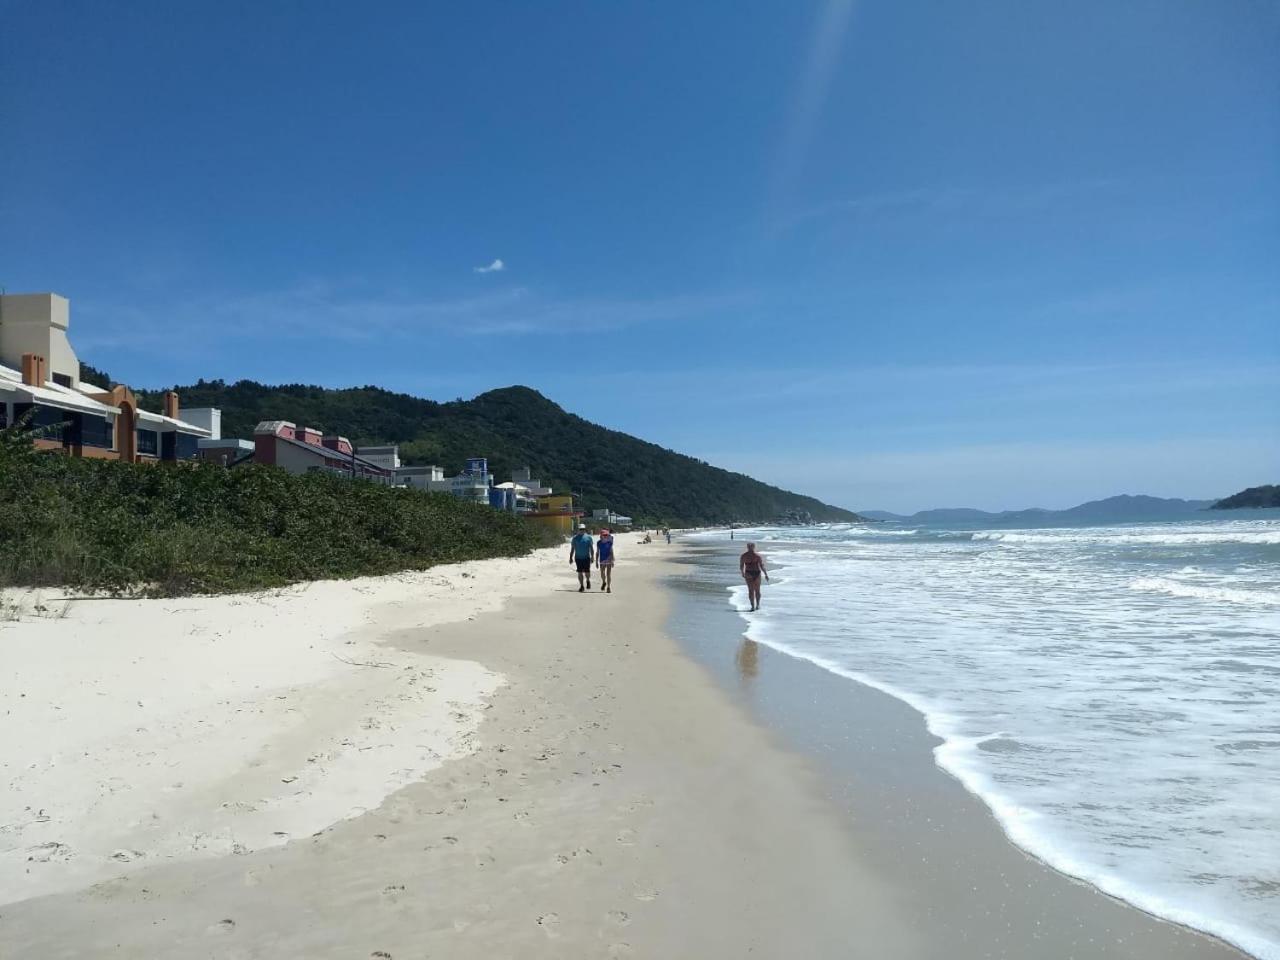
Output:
[0, 541, 1253, 958]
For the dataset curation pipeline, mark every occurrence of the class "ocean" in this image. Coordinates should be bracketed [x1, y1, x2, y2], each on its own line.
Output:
[687, 512, 1280, 960]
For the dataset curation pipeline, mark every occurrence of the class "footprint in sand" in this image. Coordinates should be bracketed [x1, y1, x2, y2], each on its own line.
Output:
[633, 888, 659, 902]
[27, 841, 71, 863]
[536, 913, 561, 938]
[205, 918, 236, 935]
[615, 829, 637, 846]
[608, 944, 634, 957]
[606, 910, 631, 926]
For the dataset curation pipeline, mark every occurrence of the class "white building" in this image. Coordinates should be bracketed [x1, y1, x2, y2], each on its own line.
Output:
[427, 457, 491, 505]
[511, 465, 553, 497]
[591, 508, 634, 530]
[396, 464, 444, 491]
[359, 444, 401, 473]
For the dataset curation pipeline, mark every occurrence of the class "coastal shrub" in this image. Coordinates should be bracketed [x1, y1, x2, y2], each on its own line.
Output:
[0, 425, 560, 595]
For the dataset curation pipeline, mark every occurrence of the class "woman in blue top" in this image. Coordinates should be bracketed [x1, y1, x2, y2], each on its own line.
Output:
[596, 529, 616, 593]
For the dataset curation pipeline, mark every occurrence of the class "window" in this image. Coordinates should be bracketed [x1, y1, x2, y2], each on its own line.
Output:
[52, 373, 73, 388]
[136, 428, 159, 456]
[175, 432, 199, 460]
[81, 415, 113, 448]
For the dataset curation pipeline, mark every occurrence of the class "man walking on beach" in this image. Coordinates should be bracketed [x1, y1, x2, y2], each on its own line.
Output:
[596, 528, 615, 593]
[739, 542, 769, 611]
[570, 523, 595, 592]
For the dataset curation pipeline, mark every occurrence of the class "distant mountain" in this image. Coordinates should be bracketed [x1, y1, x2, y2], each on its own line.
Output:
[1056, 494, 1216, 521]
[862, 495, 1215, 525]
[859, 510, 904, 522]
[1212, 485, 1280, 510]
[134, 380, 863, 527]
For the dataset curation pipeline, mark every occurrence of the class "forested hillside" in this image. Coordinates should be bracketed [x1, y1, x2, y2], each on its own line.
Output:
[134, 380, 861, 526]
[1212, 485, 1280, 509]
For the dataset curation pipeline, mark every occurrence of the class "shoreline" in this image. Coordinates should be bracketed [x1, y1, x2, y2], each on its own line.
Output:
[667, 539, 1257, 959]
[0, 539, 1260, 957]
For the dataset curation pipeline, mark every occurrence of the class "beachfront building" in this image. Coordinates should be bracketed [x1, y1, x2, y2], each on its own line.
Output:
[525, 493, 583, 535]
[483, 465, 552, 514]
[491, 482, 540, 513]
[359, 444, 401, 473]
[591, 508, 634, 531]
[426, 457, 492, 505]
[395, 464, 445, 491]
[192, 408, 257, 466]
[511, 465, 553, 497]
[249, 420, 393, 482]
[0, 292, 211, 461]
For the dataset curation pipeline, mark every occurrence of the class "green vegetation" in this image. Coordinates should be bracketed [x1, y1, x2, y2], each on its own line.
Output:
[78, 360, 116, 388]
[135, 381, 862, 525]
[1211, 485, 1280, 510]
[0, 423, 558, 596]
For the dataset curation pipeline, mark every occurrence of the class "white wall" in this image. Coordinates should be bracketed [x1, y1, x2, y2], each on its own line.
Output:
[0, 294, 79, 385]
[183, 407, 222, 439]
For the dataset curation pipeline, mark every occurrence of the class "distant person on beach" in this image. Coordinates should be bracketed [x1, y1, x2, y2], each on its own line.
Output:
[596, 528, 615, 593]
[665, 530, 671, 544]
[730, 529, 735, 540]
[570, 523, 595, 592]
[739, 542, 769, 611]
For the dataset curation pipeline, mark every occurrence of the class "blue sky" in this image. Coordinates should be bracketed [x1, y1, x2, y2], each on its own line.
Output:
[2, 0, 1276, 512]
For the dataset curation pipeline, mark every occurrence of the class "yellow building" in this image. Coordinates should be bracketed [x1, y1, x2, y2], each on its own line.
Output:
[525, 494, 581, 535]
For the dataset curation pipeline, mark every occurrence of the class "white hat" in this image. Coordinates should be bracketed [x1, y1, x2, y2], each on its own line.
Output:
[578, 523, 587, 529]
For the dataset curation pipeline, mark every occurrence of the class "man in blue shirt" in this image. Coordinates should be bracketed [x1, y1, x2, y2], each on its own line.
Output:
[569, 523, 595, 593]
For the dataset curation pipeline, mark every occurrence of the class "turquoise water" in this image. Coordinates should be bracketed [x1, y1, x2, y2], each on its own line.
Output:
[693, 511, 1280, 959]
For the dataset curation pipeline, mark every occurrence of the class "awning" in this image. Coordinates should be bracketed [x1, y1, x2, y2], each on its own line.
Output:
[2, 380, 121, 417]
[135, 409, 212, 436]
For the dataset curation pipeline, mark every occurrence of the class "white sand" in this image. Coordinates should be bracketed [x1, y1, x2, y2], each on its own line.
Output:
[0, 547, 562, 904]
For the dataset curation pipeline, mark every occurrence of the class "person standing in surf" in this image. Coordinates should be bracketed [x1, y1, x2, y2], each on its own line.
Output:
[596, 528, 615, 593]
[739, 542, 769, 611]
[570, 523, 595, 592]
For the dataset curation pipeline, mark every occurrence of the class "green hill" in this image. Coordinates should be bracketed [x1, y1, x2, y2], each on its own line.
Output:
[136, 380, 861, 526]
[1211, 485, 1280, 510]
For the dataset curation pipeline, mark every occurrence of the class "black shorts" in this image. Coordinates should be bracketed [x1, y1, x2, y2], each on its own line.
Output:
[576, 557, 592, 573]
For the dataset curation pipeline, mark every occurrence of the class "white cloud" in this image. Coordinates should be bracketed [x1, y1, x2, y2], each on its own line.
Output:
[473, 258, 505, 274]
